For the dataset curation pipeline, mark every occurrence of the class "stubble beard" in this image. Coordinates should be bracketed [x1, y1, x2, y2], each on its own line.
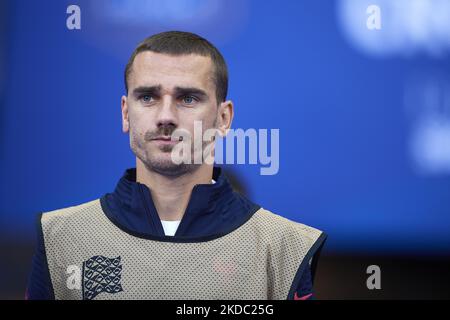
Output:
[130, 117, 217, 178]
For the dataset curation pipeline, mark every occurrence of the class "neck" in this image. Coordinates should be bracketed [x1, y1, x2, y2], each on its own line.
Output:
[136, 159, 214, 221]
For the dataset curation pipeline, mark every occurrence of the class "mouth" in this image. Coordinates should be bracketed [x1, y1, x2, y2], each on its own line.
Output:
[152, 136, 172, 141]
[150, 136, 180, 145]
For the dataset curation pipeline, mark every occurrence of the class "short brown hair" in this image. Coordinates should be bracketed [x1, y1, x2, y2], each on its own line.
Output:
[124, 31, 228, 103]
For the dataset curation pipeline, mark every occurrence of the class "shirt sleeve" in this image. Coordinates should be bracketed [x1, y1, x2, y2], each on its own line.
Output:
[25, 214, 54, 300]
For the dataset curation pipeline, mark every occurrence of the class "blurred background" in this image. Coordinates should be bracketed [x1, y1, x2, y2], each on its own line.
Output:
[1, 0, 450, 299]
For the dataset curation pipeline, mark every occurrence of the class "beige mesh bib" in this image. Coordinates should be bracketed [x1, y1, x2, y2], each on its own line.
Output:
[41, 199, 324, 300]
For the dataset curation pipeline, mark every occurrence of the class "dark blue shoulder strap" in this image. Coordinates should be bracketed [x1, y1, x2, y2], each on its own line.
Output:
[26, 213, 55, 300]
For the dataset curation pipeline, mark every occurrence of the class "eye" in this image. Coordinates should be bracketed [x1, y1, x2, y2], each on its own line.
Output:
[140, 95, 154, 104]
[181, 95, 198, 105]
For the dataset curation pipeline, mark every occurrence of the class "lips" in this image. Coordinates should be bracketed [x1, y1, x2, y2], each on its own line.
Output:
[152, 136, 172, 141]
[151, 136, 183, 142]
[149, 136, 182, 146]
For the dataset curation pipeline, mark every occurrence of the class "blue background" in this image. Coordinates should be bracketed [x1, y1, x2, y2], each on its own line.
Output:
[1, 0, 449, 256]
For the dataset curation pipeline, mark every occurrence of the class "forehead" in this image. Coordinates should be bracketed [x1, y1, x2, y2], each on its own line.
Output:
[129, 51, 214, 91]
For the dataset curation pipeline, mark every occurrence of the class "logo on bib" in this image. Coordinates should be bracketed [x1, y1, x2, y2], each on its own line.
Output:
[82, 255, 123, 300]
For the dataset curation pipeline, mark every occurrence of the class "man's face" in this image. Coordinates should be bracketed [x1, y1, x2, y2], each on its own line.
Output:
[122, 51, 229, 176]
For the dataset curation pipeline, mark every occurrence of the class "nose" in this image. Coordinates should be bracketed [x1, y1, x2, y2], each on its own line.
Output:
[156, 95, 178, 129]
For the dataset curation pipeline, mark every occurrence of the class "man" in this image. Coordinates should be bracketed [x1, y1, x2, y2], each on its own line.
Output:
[26, 31, 327, 300]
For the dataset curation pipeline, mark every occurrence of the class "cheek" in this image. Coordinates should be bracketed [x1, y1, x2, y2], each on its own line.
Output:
[182, 107, 217, 128]
[129, 106, 157, 131]
[129, 109, 147, 134]
[129, 121, 146, 148]
[204, 112, 219, 129]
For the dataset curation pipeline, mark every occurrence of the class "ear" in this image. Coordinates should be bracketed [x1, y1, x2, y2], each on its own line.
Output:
[121, 95, 130, 133]
[217, 100, 234, 137]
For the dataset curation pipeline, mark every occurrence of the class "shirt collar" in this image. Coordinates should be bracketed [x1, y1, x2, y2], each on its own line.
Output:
[100, 167, 260, 241]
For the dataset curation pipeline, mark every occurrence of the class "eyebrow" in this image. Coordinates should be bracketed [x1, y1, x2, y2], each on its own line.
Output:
[173, 86, 208, 99]
[132, 85, 162, 98]
[131, 85, 208, 99]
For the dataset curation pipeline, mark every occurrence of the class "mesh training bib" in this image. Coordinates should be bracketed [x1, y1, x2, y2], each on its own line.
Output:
[41, 199, 325, 300]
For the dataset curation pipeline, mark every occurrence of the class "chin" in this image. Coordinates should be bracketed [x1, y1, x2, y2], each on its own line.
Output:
[151, 163, 195, 177]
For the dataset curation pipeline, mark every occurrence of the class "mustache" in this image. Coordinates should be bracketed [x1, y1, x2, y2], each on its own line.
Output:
[144, 125, 177, 141]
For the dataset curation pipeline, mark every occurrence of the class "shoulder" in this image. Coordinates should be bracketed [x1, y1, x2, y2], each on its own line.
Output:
[40, 198, 102, 232]
[250, 207, 325, 244]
